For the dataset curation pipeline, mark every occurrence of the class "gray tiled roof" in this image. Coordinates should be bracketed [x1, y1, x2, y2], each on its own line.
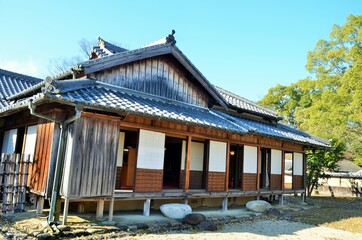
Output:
[48, 79, 328, 147]
[337, 160, 362, 173]
[0, 77, 328, 148]
[46, 80, 247, 134]
[91, 37, 128, 58]
[213, 110, 329, 147]
[0, 68, 42, 109]
[0, 68, 42, 99]
[215, 86, 279, 119]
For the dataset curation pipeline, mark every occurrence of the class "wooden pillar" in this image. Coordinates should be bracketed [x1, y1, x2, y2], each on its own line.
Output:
[256, 146, 261, 191]
[54, 198, 62, 221]
[184, 136, 192, 192]
[143, 199, 151, 216]
[278, 194, 284, 205]
[225, 141, 230, 192]
[281, 150, 285, 190]
[222, 196, 228, 211]
[36, 196, 44, 215]
[108, 197, 115, 221]
[62, 198, 70, 225]
[96, 199, 104, 219]
[77, 203, 85, 213]
[303, 151, 307, 190]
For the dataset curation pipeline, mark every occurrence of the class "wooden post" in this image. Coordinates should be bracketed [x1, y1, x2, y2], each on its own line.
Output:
[257, 146, 261, 192]
[21, 155, 30, 212]
[13, 154, 20, 211]
[303, 152, 307, 190]
[281, 150, 285, 190]
[62, 198, 70, 225]
[143, 199, 151, 217]
[108, 197, 115, 221]
[222, 197, 228, 211]
[77, 203, 85, 213]
[278, 194, 284, 205]
[36, 196, 45, 215]
[225, 141, 230, 192]
[54, 198, 62, 221]
[184, 136, 192, 192]
[96, 199, 104, 219]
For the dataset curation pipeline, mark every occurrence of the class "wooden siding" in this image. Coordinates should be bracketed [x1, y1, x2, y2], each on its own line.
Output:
[260, 137, 283, 148]
[29, 121, 54, 194]
[283, 142, 304, 152]
[95, 56, 209, 107]
[242, 173, 257, 191]
[180, 170, 185, 189]
[207, 172, 225, 191]
[189, 170, 203, 189]
[293, 175, 304, 190]
[62, 114, 120, 198]
[134, 168, 163, 192]
[270, 174, 282, 190]
[115, 167, 122, 190]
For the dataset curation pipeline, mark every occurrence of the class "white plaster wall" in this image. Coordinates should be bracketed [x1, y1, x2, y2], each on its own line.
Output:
[190, 142, 204, 171]
[208, 141, 227, 172]
[137, 129, 165, 170]
[23, 125, 37, 162]
[243, 145, 257, 173]
[1, 129, 18, 154]
[116, 132, 125, 167]
[293, 152, 303, 176]
[181, 140, 186, 170]
[271, 149, 282, 174]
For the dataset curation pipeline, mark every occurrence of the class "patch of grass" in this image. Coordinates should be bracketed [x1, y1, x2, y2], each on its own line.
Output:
[293, 196, 362, 233]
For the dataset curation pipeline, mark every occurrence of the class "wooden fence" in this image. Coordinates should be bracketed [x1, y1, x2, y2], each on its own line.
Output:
[0, 153, 31, 213]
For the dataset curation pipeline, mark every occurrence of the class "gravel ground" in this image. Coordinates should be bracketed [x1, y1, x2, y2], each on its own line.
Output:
[127, 219, 362, 240]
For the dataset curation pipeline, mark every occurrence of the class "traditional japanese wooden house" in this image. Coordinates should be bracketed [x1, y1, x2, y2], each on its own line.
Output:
[0, 32, 329, 223]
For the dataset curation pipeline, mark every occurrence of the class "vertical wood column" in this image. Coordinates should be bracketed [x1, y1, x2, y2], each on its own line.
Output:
[62, 198, 70, 224]
[303, 152, 307, 189]
[257, 146, 261, 191]
[108, 197, 115, 221]
[36, 196, 44, 215]
[96, 199, 104, 219]
[225, 141, 230, 192]
[143, 199, 151, 216]
[183, 136, 192, 192]
[281, 150, 285, 190]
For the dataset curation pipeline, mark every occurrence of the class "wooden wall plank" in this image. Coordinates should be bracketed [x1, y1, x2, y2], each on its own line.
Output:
[94, 56, 209, 107]
[63, 115, 121, 198]
[29, 121, 54, 195]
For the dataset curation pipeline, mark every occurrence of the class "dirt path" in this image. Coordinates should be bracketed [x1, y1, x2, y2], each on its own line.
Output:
[125, 219, 362, 240]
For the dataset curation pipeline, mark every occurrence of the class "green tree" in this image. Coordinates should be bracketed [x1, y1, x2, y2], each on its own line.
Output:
[306, 139, 345, 196]
[259, 14, 362, 166]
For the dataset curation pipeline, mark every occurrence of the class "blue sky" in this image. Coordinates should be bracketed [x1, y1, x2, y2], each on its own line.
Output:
[0, 1, 360, 101]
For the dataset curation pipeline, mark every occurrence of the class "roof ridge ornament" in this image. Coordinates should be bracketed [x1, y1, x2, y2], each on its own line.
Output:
[42, 77, 60, 94]
[166, 30, 176, 45]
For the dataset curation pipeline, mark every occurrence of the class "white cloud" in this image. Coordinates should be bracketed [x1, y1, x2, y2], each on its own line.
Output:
[0, 58, 40, 77]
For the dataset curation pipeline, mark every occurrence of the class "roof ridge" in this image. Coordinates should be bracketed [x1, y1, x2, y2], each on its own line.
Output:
[80, 43, 171, 68]
[96, 36, 128, 54]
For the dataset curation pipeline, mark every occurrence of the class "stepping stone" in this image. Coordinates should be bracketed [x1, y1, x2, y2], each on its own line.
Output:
[246, 200, 271, 213]
[199, 220, 217, 231]
[183, 213, 206, 226]
[160, 203, 192, 219]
